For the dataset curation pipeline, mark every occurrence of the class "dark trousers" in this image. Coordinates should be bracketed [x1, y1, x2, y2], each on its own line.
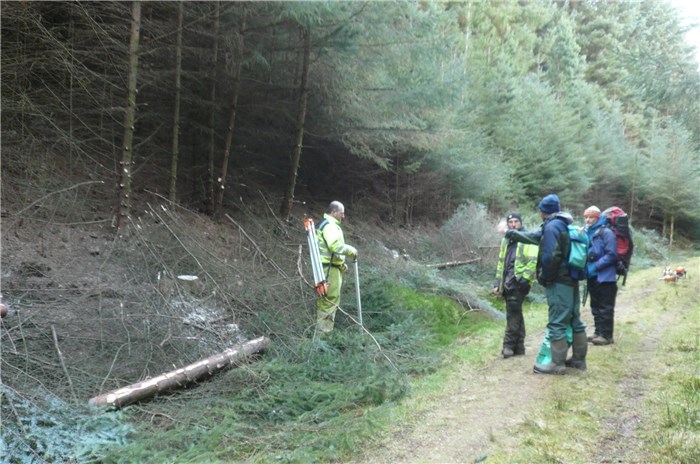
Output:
[503, 289, 526, 353]
[588, 279, 617, 340]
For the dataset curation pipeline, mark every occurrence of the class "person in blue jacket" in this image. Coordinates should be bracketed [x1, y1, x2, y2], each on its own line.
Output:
[583, 206, 618, 346]
[506, 194, 588, 374]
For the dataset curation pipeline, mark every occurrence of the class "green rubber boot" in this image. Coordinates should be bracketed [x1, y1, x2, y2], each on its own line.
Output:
[565, 331, 588, 370]
[533, 338, 567, 375]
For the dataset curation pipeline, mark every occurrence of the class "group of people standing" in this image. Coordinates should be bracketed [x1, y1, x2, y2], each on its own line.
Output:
[312, 195, 621, 377]
[494, 194, 620, 375]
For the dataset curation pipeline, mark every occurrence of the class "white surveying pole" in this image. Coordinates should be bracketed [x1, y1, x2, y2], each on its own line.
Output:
[353, 259, 363, 332]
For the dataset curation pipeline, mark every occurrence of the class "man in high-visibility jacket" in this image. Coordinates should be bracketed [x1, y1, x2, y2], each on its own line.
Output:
[493, 212, 538, 358]
[316, 201, 358, 334]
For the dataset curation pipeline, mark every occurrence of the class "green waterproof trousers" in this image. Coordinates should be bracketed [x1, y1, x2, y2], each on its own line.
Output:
[545, 282, 586, 341]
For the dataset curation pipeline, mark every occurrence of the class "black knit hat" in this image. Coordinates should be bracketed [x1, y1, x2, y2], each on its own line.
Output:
[506, 212, 522, 222]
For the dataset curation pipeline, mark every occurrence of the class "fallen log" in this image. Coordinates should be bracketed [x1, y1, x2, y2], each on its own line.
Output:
[89, 336, 270, 409]
[426, 258, 481, 269]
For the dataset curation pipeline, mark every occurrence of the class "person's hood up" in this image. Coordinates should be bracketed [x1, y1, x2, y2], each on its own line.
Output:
[551, 211, 573, 225]
[593, 215, 607, 229]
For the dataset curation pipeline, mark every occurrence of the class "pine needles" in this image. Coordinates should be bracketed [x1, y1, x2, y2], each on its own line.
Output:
[1, 386, 133, 463]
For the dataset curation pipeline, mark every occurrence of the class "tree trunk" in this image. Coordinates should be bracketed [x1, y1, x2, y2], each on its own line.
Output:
[669, 213, 675, 251]
[69, 17, 75, 171]
[89, 336, 270, 410]
[426, 258, 481, 269]
[204, 2, 221, 215]
[394, 153, 401, 225]
[661, 216, 667, 240]
[629, 151, 638, 221]
[280, 27, 311, 221]
[214, 13, 246, 215]
[169, 1, 184, 203]
[115, 1, 142, 230]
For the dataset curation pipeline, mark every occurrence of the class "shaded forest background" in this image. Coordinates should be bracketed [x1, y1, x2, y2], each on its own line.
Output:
[1, 1, 699, 462]
[2, 0, 699, 239]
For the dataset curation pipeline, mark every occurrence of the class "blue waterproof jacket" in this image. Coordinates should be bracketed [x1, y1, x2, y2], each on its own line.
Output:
[506, 212, 574, 287]
[586, 217, 617, 283]
[537, 212, 575, 286]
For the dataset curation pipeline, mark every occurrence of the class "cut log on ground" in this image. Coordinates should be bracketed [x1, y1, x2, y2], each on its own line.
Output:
[89, 336, 270, 410]
[426, 258, 481, 269]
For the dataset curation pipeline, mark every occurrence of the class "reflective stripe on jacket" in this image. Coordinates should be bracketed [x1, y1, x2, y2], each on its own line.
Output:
[317, 213, 357, 267]
[494, 237, 539, 292]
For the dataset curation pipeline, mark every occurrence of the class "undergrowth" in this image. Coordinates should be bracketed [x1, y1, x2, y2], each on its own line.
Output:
[2, 195, 687, 463]
[96, 272, 485, 463]
[1, 387, 133, 463]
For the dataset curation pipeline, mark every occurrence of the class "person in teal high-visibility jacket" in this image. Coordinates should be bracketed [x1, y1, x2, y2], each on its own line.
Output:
[316, 201, 357, 334]
[492, 212, 539, 358]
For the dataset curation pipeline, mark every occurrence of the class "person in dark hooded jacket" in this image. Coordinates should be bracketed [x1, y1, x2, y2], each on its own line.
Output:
[583, 206, 618, 346]
[492, 212, 538, 358]
[505, 194, 588, 374]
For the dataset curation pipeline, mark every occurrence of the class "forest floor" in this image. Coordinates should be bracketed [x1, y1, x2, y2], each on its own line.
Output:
[351, 259, 699, 464]
[1, 206, 697, 463]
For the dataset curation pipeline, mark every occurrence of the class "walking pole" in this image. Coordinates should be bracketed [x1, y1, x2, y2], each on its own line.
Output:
[353, 259, 363, 332]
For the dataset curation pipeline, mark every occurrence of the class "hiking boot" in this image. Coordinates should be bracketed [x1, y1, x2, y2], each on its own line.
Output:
[592, 336, 612, 346]
[587, 333, 598, 343]
[502, 347, 515, 358]
[533, 338, 567, 375]
[514, 347, 525, 356]
[565, 331, 588, 370]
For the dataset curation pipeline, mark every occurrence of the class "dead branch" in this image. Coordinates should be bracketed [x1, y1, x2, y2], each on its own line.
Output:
[426, 258, 481, 269]
[11, 181, 104, 218]
[51, 325, 78, 402]
[225, 214, 288, 278]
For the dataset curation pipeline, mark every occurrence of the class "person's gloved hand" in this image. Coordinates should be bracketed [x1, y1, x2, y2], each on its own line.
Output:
[616, 261, 627, 273]
[518, 278, 531, 292]
[346, 245, 358, 260]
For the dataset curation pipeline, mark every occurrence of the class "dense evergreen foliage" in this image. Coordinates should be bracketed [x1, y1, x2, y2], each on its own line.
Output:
[1, 0, 698, 237]
[1, 1, 699, 461]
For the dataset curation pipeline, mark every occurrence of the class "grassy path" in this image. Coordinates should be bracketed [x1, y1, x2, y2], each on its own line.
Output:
[352, 258, 699, 463]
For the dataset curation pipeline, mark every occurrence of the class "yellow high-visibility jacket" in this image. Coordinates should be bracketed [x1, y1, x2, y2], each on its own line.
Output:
[494, 237, 538, 293]
[317, 213, 357, 270]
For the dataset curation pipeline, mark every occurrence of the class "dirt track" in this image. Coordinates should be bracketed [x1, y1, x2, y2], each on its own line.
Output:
[352, 265, 697, 463]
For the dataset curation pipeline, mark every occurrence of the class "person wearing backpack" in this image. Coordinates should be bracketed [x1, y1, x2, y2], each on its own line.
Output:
[505, 194, 588, 374]
[583, 206, 618, 346]
[316, 201, 358, 335]
[492, 212, 539, 358]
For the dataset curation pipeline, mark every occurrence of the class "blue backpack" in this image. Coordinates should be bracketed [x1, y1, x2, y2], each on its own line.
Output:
[567, 225, 589, 281]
